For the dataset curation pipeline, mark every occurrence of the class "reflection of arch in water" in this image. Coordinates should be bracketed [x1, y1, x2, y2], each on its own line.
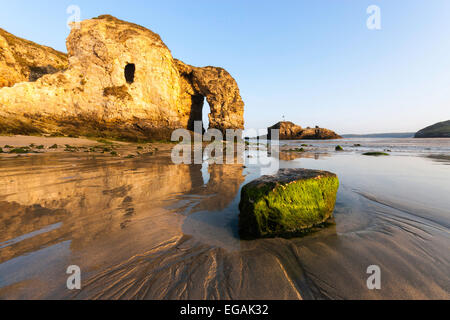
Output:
[191, 163, 245, 212]
[0, 156, 206, 258]
[180, 163, 245, 251]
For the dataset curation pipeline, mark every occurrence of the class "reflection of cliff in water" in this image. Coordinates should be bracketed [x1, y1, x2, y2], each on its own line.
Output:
[0, 154, 244, 265]
[2, 149, 448, 300]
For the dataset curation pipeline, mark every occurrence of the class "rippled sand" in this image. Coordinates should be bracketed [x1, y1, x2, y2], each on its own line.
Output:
[0, 139, 449, 299]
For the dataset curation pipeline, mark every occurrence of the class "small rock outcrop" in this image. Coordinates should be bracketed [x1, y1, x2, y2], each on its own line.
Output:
[239, 168, 339, 239]
[0, 15, 244, 140]
[415, 120, 450, 138]
[0, 28, 68, 88]
[267, 121, 341, 140]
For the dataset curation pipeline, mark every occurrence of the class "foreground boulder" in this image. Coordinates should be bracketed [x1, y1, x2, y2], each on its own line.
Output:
[0, 15, 244, 140]
[267, 121, 341, 140]
[239, 169, 339, 239]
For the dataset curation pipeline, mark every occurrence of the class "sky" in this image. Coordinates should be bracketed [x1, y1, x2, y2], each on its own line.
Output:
[0, 0, 449, 134]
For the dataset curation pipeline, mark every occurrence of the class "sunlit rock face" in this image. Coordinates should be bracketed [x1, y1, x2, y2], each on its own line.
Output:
[0, 28, 68, 88]
[0, 15, 244, 139]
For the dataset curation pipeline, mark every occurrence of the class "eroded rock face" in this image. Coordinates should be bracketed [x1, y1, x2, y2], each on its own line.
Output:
[0, 15, 244, 140]
[0, 28, 68, 88]
[267, 121, 341, 140]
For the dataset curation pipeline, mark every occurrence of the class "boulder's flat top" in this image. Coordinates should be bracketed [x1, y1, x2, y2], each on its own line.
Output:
[247, 168, 337, 187]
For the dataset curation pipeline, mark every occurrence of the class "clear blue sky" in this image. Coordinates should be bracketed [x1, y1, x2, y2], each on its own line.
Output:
[1, 0, 449, 134]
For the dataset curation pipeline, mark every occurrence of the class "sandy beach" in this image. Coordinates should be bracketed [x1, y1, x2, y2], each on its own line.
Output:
[1, 1, 449, 307]
[0, 137, 448, 299]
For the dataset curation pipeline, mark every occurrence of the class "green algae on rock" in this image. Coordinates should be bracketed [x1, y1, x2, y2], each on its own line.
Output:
[9, 147, 32, 154]
[239, 169, 339, 239]
[362, 152, 389, 156]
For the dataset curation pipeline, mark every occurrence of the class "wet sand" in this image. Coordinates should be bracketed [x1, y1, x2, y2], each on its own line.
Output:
[0, 138, 449, 299]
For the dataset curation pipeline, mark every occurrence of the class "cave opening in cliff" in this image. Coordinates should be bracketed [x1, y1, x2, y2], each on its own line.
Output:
[125, 63, 135, 84]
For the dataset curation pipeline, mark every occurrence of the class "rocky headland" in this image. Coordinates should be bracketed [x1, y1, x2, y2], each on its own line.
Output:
[0, 15, 244, 141]
[267, 121, 341, 140]
[415, 120, 450, 138]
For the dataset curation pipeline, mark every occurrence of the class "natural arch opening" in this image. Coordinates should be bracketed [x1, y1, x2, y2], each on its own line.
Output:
[202, 102, 210, 132]
[125, 63, 135, 84]
[187, 95, 211, 133]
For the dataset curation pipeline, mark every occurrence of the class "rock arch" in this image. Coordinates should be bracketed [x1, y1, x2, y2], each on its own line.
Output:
[175, 59, 244, 135]
[0, 15, 244, 140]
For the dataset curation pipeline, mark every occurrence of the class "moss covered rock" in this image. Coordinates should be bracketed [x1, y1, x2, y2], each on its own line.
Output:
[362, 152, 389, 156]
[239, 169, 339, 239]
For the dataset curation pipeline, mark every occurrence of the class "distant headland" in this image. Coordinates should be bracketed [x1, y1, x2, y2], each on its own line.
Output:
[342, 132, 415, 138]
[415, 120, 450, 138]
